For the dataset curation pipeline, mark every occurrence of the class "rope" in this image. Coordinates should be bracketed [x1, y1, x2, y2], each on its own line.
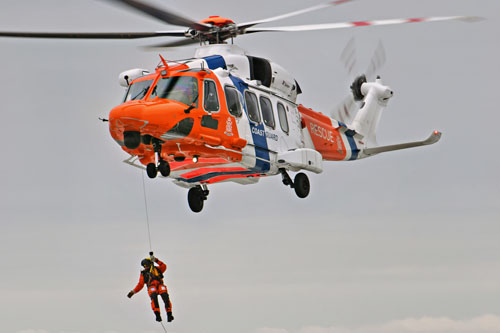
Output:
[141, 171, 169, 333]
[141, 170, 153, 252]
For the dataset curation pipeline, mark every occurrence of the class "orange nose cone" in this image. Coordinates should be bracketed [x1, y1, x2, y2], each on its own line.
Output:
[109, 100, 196, 149]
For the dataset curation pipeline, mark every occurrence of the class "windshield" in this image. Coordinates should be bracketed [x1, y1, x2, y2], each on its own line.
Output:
[124, 79, 153, 102]
[150, 76, 199, 107]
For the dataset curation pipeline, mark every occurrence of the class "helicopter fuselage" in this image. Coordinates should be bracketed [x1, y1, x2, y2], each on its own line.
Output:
[108, 45, 364, 187]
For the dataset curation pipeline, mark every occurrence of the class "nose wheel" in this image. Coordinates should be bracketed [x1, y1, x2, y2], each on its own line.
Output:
[279, 169, 310, 199]
[187, 185, 209, 213]
[158, 160, 170, 177]
[146, 139, 170, 179]
[146, 159, 170, 179]
[146, 163, 158, 178]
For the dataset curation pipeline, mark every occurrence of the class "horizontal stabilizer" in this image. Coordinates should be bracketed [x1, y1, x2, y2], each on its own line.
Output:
[363, 131, 441, 156]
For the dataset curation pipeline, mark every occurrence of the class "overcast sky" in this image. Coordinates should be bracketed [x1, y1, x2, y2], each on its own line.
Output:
[0, 0, 499, 333]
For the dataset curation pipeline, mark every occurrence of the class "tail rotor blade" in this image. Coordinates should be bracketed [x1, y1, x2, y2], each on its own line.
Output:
[340, 36, 357, 75]
[332, 40, 386, 124]
[365, 40, 386, 79]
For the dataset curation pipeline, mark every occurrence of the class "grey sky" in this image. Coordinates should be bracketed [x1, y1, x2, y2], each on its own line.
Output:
[0, 0, 499, 332]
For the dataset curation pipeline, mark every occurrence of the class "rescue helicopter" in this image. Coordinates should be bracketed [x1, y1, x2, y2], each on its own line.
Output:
[0, 0, 481, 212]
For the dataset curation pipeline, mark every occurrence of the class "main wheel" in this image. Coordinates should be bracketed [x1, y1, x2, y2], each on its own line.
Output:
[294, 172, 310, 198]
[146, 163, 157, 179]
[188, 187, 204, 213]
[158, 160, 170, 177]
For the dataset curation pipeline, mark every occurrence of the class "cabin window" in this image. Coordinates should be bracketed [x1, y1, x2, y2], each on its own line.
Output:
[124, 79, 153, 102]
[150, 76, 198, 107]
[259, 96, 275, 129]
[224, 86, 242, 117]
[244, 91, 260, 123]
[277, 102, 289, 134]
[203, 80, 220, 112]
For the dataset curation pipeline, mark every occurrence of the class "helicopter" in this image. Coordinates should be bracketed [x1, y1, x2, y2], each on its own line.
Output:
[0, 0, 480, 213]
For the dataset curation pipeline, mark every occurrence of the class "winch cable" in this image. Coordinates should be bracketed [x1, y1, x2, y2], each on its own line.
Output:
[141, 171, 169, 333]
[141, 171, 153, 252]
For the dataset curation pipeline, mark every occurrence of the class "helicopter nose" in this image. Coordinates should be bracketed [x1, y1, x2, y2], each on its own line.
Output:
[109, 103, 149, 148]
[109, 101, 195, 149]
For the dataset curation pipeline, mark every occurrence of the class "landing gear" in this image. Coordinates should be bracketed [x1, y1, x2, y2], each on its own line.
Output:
[145, 138, 170, 178]
[158, 159, 170, 177]
[146, 163, 157, 179]
[293, 172, 310, 198]
[146, 160, 170, 178]
[187, 185, 209, 213]
[279, 168, 310, 199]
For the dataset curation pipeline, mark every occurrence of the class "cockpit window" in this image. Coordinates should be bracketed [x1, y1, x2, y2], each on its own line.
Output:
[150, 76, 199, 107]
[124, 79, 153, 102]
[204, 80, 220, 112]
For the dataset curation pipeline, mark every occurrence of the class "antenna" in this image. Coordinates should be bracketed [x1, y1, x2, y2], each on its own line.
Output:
[159, 54, 169, 69]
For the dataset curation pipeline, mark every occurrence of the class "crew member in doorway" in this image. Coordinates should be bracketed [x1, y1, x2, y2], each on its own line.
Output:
[127, 255, 174, 322]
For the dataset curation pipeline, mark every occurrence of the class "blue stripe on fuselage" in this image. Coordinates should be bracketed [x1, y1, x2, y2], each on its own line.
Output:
[203, 55, 227, 70]
[228, 74, 270, 172]
[177, 170, 257, 183]
[346, 135, 359, 160]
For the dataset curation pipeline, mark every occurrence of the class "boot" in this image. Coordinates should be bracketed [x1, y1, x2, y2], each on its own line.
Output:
[154, 311, 162, 322]
[167, 312, 174, 322]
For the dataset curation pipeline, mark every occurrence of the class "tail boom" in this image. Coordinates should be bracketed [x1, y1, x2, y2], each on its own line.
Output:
[298, 105, 362, 161]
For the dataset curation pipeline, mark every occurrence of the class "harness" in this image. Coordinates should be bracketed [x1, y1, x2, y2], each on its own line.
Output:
[142, 265, 164, 286]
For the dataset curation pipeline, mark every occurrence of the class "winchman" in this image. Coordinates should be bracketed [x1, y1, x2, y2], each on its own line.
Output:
[127, 253, 174, 323]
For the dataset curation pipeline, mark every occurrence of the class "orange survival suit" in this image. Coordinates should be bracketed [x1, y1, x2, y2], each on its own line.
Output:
[127, 257, 174, 322]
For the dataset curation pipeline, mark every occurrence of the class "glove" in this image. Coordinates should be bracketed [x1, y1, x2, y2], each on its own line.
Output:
[127, 291, 134, 298]
[150, 255, 157, 263]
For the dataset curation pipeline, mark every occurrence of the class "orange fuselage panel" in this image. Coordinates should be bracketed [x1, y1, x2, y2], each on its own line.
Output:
[108, 68, 246, 166]
[298, 105, 347, 161]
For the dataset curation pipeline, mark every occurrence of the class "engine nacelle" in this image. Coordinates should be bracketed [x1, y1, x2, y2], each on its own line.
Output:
[118, 68, 150, 87]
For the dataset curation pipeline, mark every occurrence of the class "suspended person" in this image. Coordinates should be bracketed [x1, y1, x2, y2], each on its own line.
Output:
[127, 255, 174, 322]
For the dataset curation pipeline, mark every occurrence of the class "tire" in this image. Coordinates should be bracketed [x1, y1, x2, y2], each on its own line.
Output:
[188, 187, 204, 213]
[158, 160, 170, 177]
[294, 172, 310, 198]
[146, 163, 157, 179]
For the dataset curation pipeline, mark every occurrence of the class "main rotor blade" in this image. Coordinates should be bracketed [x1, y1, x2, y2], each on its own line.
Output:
[106, 0, 210, 31]
[237, 0, 355, 31]
[144, 38, 199, 49]
[245, 16, 483, 33]
[0, 30, 185, 39]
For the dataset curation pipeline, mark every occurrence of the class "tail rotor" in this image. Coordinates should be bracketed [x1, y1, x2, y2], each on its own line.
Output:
[332, 38, 387, 125]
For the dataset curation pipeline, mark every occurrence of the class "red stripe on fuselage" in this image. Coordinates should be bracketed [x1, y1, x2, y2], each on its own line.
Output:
[180, 167, 250, 179]
[170, 158, 229, 172]
[200, 173, 264, 184]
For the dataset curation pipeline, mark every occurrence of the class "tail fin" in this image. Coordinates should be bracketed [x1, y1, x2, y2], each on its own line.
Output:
[350, 76, 393, 145]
